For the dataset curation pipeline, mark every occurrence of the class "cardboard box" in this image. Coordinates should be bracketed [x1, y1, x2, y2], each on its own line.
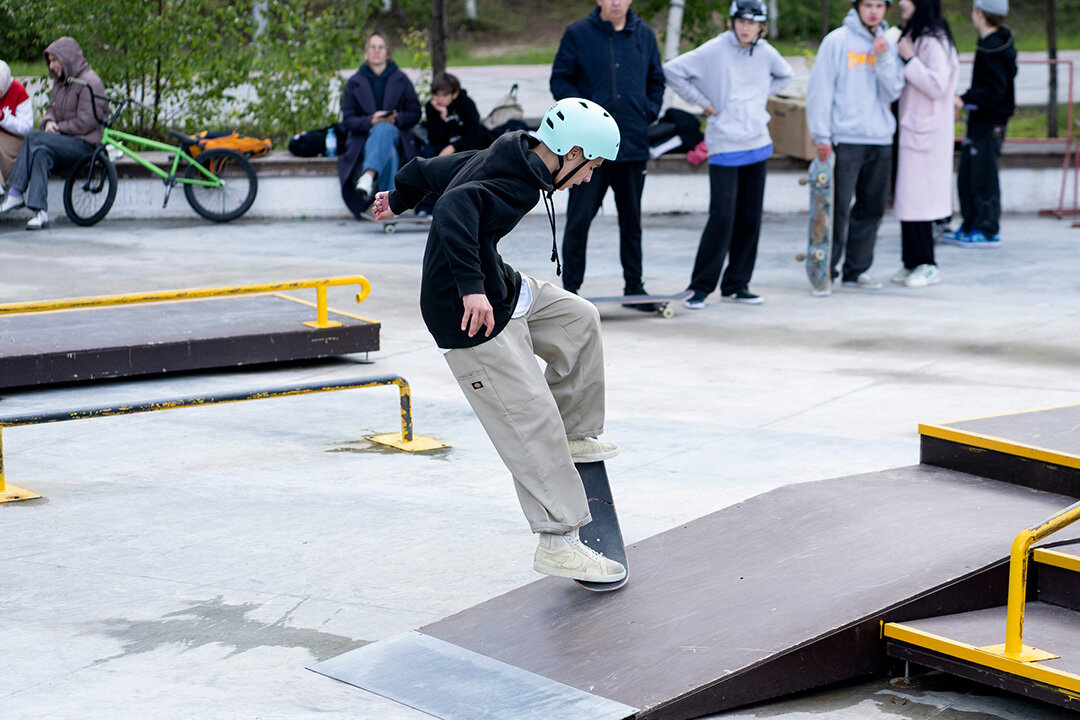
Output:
[767, 96, 816, 161]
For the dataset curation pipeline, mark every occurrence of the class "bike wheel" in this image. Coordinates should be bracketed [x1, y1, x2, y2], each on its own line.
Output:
[183, 148, 258, 222]
[63, 153, 117, 226]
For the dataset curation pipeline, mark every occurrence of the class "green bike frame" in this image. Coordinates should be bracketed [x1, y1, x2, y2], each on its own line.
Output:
[100, 127, 221, 189]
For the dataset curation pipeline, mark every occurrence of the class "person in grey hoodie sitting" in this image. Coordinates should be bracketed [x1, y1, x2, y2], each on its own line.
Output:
[664, 0, 793, 309]
[0, 37, 106, 230]
[806, 0, 904, 290]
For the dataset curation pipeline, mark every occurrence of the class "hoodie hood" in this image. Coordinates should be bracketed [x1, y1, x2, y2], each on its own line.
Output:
[492, 130, 553, 193]
[842, 8, 891, 40]
[44, 37, 89, 81]
[977, 26, 1015, 55]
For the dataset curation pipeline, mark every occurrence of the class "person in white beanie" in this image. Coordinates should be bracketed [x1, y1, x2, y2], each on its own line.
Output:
[0, 60, 33, 196]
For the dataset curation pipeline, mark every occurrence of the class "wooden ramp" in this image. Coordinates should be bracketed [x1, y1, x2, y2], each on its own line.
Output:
[311, 465, 1080, 720]
[0, 294, 379, 388]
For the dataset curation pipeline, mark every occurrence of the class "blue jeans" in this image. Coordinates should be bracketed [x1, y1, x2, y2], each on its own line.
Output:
[8, 130, 93, 211]
[362, 123, 400, 192]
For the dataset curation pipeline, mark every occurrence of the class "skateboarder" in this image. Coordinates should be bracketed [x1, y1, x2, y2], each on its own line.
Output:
[663, 0, 793, 309]
[370, 98, 626, 584]
[806, 0, 904, 290]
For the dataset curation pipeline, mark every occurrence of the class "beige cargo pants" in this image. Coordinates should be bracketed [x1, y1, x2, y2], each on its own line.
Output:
[444, 275, 604, 534]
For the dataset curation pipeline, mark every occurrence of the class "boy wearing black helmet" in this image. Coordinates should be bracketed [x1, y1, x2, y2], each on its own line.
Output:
[664, 0, 793, 308]
[371, 99, 627, 585]
[806, 0, 905, 290]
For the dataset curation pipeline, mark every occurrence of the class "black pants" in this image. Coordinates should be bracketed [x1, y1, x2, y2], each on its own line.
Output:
[958, 120, 1006, 237]
[689, 161, 767, 296]
[832, 143, 892, 281]
[561, 160, 647, 293]
[901, 221, 935, 269]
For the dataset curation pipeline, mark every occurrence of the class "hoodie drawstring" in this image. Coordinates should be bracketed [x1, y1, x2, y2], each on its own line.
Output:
[543, 190, 561, 277]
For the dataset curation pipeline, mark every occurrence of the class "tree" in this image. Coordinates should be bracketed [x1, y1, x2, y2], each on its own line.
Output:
[431, 0, 447, 76]
[1048, 0, 1058, 139]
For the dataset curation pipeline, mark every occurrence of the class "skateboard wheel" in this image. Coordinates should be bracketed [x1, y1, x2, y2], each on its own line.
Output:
[812, 249, 826, 261]
[798, 177, 809, 186]
[661, 305, 675, 319]
[383, 224, 397, 234]
[795, 253, 806, 262]
[816, 173, 829, 184]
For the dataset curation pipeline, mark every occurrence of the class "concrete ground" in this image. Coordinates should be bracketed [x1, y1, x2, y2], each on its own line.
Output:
[1, 208, 1079, 720]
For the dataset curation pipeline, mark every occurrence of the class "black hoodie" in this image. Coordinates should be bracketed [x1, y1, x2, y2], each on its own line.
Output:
[387, 131, 555, 349]
[961, 27, 1017, 125]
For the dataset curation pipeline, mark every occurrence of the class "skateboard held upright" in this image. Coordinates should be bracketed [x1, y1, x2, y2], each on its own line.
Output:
[574, 460, 628, 592]
[795, 155, 834, 296]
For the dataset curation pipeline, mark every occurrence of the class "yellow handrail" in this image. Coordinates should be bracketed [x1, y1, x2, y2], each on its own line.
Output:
[0, 276, 372, 329]
[1003, 499, 1080, 659]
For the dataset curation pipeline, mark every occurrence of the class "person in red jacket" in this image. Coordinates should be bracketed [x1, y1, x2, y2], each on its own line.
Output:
[0, 60, 33, 198]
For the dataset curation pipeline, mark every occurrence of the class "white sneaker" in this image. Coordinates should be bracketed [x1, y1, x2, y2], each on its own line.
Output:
[842, 272, 883, 290]
[0, 193, 25, 213]
[25, 209, 47, 230]
[355, 172, 374, 194]
[567, 436, 618, 462]
[533, 531, 626, 582]
[890, 267, 912, 284]
[904, 264, 942, 288]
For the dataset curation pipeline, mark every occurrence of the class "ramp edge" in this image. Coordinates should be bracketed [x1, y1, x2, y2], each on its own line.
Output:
[308, 631, 639, 720]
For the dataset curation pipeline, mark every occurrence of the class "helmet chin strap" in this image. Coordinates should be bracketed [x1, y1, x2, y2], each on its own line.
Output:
[552, 154, 593, 191]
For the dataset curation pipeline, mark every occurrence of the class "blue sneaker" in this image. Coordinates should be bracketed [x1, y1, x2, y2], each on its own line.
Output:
[941, 228, 969, 246]
[962, 231, 1002, 248]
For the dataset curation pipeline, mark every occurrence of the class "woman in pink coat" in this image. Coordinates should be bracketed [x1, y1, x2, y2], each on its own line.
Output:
[891, 0, 959, 288]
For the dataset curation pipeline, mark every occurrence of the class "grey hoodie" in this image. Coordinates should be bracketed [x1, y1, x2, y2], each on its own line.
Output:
[806, 10, 905, 146]
[664, 32, 793, 155]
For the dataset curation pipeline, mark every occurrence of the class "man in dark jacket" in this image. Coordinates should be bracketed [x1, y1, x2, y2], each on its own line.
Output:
[550, 0, 665, 302]
[1, 36, 106, 230]
[946, 0, 1016, 247]
[369, 99, 627, 586]
[338, 32, 421, 218]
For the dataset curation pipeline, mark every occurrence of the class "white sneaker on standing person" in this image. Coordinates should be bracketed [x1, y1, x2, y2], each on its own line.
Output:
[806, 0, 905, 291]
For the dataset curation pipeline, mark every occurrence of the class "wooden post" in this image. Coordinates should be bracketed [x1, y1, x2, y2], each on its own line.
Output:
[1048, 0, 1059, 138]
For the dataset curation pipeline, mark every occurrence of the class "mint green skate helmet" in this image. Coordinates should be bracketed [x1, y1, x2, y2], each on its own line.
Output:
[536, 98, 621, 161]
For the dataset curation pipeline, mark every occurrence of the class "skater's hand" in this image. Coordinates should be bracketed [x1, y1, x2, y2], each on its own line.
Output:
[703, 105, 718, 118]
[371, 191, 396, 221]
[461, 293, 494, 338]
[872, 36, 888, 56]
[816, 144, 832, 163]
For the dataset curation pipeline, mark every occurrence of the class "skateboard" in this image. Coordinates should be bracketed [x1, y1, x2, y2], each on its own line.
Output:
[586, 290, 694, 319]
[795, 155, 834, 296]
[574, 461, 628, 592]
[360, 212, 433, 234]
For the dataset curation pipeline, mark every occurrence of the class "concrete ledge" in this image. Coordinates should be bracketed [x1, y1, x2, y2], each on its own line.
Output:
[25, 141, 1074, 221]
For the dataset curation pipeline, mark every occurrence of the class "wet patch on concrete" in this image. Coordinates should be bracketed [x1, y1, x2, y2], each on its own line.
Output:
[92, 596, 367, 663]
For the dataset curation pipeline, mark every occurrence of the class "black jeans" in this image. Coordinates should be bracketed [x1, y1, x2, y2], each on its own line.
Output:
[958, 120, 1006, 237]
[7, 130, 93, 211]
[689, 160, 767, 296]
[831, 143, 892, 281]
[561, 160, 647, 293]
[901, 221, 935, 269]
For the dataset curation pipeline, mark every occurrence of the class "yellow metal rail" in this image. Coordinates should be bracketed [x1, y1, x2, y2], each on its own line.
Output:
[998, 500, 1080, 660]
[0, 276, 372, 329]
[0, 374, 447, 503]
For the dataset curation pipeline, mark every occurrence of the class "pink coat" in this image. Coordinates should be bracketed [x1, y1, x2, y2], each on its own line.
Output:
[893, 33, 959, 222]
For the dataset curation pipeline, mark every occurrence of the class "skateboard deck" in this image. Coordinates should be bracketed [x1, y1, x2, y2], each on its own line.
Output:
[574, 461, 628, 592]
[360, 212, 433, 234]
[795, 156, 834, 296]
[586, 290, 693, 319]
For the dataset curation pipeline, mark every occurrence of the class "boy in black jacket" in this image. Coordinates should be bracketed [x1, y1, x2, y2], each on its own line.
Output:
[420, 72, 490, 158]
[371, 98, 627, 585]
[946, 0, 1016, 247]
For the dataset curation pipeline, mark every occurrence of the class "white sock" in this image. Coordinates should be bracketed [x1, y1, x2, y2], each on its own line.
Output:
[356, 172, 374, 194]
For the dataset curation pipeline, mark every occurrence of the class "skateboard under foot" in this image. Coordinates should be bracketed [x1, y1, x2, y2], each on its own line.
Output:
[360, 212, 433, 234]
[586, 290, 694, 319]
[574, 460, 628, 592]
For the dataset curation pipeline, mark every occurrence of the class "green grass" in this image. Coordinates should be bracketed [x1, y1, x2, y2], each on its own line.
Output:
[956, 106, 1074, 140]
[10, 60, 46, 78]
